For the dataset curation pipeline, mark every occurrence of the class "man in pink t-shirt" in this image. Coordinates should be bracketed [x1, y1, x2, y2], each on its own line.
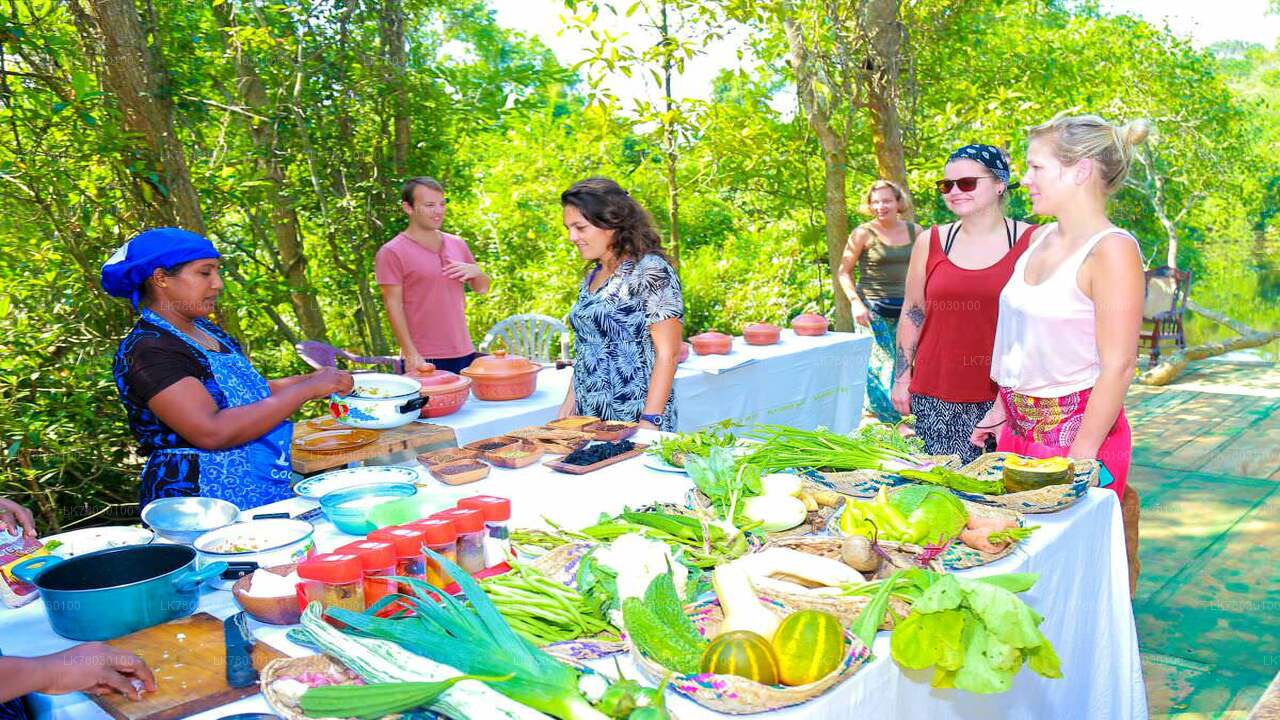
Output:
[376, 177, 491, 374]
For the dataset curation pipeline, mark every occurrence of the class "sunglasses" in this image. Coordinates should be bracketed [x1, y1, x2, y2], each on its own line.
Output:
[936, 176, 989, 194]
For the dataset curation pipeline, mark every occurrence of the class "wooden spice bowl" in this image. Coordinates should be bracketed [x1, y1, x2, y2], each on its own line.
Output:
[417, 447, 481, 467]
[429, 459, 492, 486]
[463, 435, 520, 452]
[231, 564, 301, 625]
[482, 440, 546, 469]
[584, 421, 639, 442]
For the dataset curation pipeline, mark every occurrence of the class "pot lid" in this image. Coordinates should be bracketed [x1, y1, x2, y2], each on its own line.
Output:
[792, 312, 828, 324]
[461, 349, 540, 377]
[744, 322, 780, 331]
[405, 363, 471, 392]
[690, 331, 731, 341]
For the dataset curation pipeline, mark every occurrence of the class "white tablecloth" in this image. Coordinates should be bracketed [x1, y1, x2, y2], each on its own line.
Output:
[5, 440, 1145, 719]
[427, 331, 870, 445]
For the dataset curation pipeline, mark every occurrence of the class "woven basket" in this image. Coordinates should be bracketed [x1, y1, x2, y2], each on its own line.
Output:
[521, 541, 628, 661]
[261, 654, 407, 720]
[828, 495, 1026, 570]
[629, 597, 869, 714]
[816, 454, 962, 497]
[751, 536, 927, 629]
[686, 476, 846, 538]
[948, 453, 1100, 514]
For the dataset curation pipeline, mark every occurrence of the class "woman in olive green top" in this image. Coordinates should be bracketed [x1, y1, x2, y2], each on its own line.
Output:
[838, 180, 918, 422]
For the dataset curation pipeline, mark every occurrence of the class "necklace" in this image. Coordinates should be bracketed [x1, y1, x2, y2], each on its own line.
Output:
[185, 325, 222, 352]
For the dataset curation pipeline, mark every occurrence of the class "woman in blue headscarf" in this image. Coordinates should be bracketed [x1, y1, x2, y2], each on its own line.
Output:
[103, 228, 353, 509]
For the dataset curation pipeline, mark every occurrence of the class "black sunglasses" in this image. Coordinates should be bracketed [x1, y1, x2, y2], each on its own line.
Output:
[936, 176, 990, 194]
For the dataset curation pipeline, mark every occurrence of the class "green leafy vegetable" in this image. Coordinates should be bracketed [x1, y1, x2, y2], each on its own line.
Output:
[853, 421, 925, 455]
[851, 570, 1062, 694]
[743, 424, 918, 473]
[896, 466, 1005, 495]
[683, 446, 761, 519]
[299, 674, 511, 720]
[647, 425, 738, 467]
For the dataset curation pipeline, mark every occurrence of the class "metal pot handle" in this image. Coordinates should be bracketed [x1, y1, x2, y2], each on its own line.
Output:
[11, 554, 62, 583]
[172, 561, 229, 591]
[398, 395, 429, 414]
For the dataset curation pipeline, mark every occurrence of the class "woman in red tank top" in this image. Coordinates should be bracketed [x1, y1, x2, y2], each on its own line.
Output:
[892, 144, 1035, 462]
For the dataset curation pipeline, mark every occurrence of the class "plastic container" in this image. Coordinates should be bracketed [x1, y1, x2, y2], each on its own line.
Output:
[295, 553, 365, 613]
[334, 540, 397, 607]
[458, 496, 512, 569]
[367, 526, 428, 595]
[407, 518, 459, 588]
[431, 508, 486, 574]
[320, 483, 418, 535]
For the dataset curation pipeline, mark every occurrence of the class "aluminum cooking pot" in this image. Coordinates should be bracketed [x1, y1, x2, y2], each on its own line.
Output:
[12, 544, 226, 641]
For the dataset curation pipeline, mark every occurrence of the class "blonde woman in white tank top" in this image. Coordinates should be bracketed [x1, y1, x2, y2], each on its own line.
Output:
[972, 114, 1149, 504]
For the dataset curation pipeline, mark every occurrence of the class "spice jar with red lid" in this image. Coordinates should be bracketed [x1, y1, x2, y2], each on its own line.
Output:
[334, 539, 397, 607]
[407, 518, 459, 587]
[296, 553, 365, 613]
[431, 508, 486, 574]
[458, 495, 512, 568]
[367, 525, 428, 594]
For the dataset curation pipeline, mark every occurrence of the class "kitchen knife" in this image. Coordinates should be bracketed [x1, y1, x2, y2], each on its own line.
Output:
[223, 611, 258, 688]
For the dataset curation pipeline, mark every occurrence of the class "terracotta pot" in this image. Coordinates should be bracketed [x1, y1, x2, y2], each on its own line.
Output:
[743, 322, 781, 346]
[689, 331, 733, 356]
[405, 364, 472, 418]
[791, 312, 830, 336]
[677, 341, 692, 363]
[460, 350, 542, 401]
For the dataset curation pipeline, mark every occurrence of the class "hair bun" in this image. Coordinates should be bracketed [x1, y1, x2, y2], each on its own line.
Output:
[1122, 119, 1152, 147]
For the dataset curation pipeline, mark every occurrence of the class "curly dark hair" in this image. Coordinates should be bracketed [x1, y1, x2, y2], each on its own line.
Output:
[560, 177, 668, 264]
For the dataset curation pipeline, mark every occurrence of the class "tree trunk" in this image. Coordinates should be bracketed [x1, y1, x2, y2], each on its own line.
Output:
[859, 0, 914, 219]
[781, 6, 853, 331]
[77, 0, 205, 233]
[214, 0, 329, 343]
[1137, 301, 1279, 385]
[379, 0, 410, 174]
[660, 0, 680, 269]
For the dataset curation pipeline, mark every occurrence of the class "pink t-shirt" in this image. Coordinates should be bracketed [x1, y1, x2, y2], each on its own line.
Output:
[375, 232, 476, 359]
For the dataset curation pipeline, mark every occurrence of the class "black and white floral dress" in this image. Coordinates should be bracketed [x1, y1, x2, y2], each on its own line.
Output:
[569, 253, 683, 431]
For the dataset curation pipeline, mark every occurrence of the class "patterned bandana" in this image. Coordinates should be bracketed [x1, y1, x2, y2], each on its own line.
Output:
[947, 144, 1011, 184]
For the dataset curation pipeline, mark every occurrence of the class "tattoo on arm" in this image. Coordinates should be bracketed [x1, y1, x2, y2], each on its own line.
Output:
[894, 342, 912, 378]
[906, 304, 925, 327]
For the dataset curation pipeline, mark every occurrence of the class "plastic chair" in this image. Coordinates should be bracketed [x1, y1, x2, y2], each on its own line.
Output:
[1138, 267, 1192, 367]
[480, 314, 569, 363]
[295, 341, 403, 373]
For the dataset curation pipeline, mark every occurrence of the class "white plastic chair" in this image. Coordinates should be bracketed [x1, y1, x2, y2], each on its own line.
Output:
[480, 313, 569, 363]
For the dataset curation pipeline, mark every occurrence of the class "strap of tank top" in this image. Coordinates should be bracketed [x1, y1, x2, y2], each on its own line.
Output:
[944, 219, 1015, 255]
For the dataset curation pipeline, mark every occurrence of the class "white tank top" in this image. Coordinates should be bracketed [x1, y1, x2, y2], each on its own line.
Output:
[990, 223, 1138, 398]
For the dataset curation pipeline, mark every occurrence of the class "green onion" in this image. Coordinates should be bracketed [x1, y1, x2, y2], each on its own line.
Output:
[325, 551, 610, 720]
[988, 525, 1040, 544]
[743, 424, 918, 473]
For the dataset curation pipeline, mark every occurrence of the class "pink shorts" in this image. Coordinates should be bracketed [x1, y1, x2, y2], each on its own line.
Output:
[995, 388, 1131, 499]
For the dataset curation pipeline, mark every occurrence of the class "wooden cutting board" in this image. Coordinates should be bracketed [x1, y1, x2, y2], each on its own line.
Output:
[92, 612, 286, 720]
[291, 416, 456, 474]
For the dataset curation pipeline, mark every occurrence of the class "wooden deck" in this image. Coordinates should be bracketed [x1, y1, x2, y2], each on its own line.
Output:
[1128, 359, 1280, 718]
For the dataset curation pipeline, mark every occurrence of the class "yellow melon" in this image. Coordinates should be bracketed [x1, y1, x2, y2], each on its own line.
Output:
[771, 610, 846, 686]
[700, 630, 780, 685]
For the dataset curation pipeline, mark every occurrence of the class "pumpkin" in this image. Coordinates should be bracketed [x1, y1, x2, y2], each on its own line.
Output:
[700, 630, 781, 685]
[1002, 455, 1073, 492]
[771, 610, 846, 686]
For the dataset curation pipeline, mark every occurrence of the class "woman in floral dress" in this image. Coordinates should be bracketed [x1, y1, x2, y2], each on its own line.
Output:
[558, 178, 684, 431]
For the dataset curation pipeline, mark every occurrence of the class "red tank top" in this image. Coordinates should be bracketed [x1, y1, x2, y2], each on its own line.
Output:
[908, 223, 1036, 402]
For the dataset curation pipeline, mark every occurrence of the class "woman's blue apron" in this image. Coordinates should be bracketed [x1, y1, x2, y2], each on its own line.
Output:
[139, 309, 294, 509]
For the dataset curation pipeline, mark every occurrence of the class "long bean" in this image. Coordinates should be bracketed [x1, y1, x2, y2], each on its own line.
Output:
[479, 563, 619, 646]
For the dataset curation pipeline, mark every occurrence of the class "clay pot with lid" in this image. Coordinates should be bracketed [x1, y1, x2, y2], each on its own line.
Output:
[404, 363, 472, 418]
[677, 341, 692, 363]
[791, 312, 830, 336]
[689, 331, 733, 356]
[742, 322, 781, 346]
[459, 350, 543, 401]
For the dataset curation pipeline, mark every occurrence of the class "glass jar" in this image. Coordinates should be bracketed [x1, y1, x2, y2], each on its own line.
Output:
[367, 525, 428, 595]
[431, 508, 486, 574]
[296, 553, 365, 613]
[334, 539, 397, 607]
[408, 518, 459, 588]
[458, 495, 512, 569]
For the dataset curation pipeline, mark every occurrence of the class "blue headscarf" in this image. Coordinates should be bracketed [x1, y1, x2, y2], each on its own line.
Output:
[947, 144, 1013, 185]
[100, 227, 221, 311]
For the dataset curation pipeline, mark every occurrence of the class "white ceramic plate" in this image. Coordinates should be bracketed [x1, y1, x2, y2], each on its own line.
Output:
[642, 455, 687, 474]
[41, 526, 155, 557]
[293, 465, 420, 500]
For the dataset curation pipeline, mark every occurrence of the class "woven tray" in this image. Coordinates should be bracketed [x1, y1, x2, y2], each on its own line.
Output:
[947, 452, 1100, 513]
[752, 536, 930, 629]
[629, 596, 869, 714]
[815, 454, 962, 497]
[526, 541, 628, 661]
[261, 654, 409, 720]
[828, 495, 1027, 570]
